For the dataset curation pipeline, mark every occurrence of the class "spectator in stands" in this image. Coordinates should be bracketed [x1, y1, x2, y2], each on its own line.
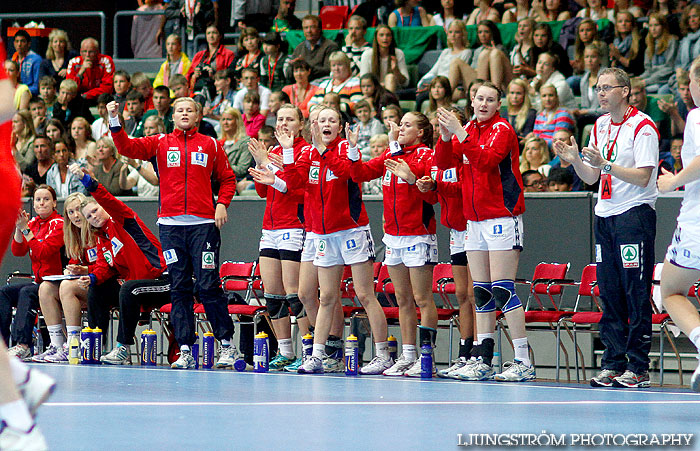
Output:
[124, 91, 146, 136]
[640, 13, 678, 94]
[132, 72, 155, 111]
[431, 0, 468, 28]
[388, 0, 431, 27]
[659, 71, 695, 136]
[46, 136, 86, 197]
[38, 29, 76, 86]
[342, 16, 371, 76]
[123, 117, 161, 198]
[23, 135, 54, 186]
[93, 136, 133, 196]
[231, 0, 272, 31]
[259, 32, 289, 93]
[549, 128, 585, 191]
[138, 85, 174, 136]
[309, 52, 362, 114]
[289, 15, 340, 81]
[52, 79, 94, 127]
[91, 93, 113, 140]
[1, 185, 63, 361]
[506, 78, 537, 145]
[530, 0, 571, 22]
[609, 11, 645, 76]
[362, 134, 389, 194]
[359, 25, 409, 93]
[547, 167, 574, 191]
[467, 0, 501, 24]
[520, 136, 552, 176]
[532, 23, 572, 77]
[530, 52, 576, 110]
[381, 104, 403, 132]
[153, 34, 191, 91]
[614, 0, 643, 18]
[322, 92, 353, 125]
[532, 84, 575, 146]
[158, 0, 217, 58]
[257, 125, 277, 152]
[231, 27, 263, 82]
[242, 91, 265, 138]
[233, 67, 271, 116]
[521, 169, 547, 192]
[218, 106, 252, 191]
[576, 0, 616, 21]
[282, 60, 317, 118]
[39, 76, 57, 118]
[187, 25, 235, 100]
[568, 19, 609, 95]
[169, 73, 190, 99]
[66, 37, 115, 104]
[359, 73, 399, 118]
[11, 30, 42, 96]
[650, 0, 681, 36]
[45, 119, 66, 143]
[510, 18, 537, 79]
[29, 96, 48, 136]
[629, 78, 671, 139]
[571, 43, 605, 130]
[131, 0, 164, 59]
[469, 20, 512, 91]
[271, 0, 301, 32]
[11, 110, 36, 172]
[70, 117, 96, 163]
[658, 136, 683, 177]
[204, 69, 235, 122]
[265, 90, 289, 127]
[113, 70, 132, 114]
[665, 4, 700, 96]
[354, 99, 384, 161]
[5, 60, 30, 110]
[423, 76, 453, 114]
[502, 0, 531, 23]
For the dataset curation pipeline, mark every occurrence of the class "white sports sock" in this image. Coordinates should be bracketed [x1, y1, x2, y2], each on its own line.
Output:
[403, 344, 417, 360]
[66, 326, 81, 336]
[513, 337, 531, 366]
[375, 341, 389, 359]
[47, 324, 65, 347]
[221, 339, 231, 347]
[0, 400, 33, 432]
[689, 326, 700, 352]
[460, 338, 467, 346]
[312, 343, 325, 359]
[278, 338, 294, 358]
[477, 333, 495, 344]
[180, 345, 190, 352]
[9, 357, 29, 386]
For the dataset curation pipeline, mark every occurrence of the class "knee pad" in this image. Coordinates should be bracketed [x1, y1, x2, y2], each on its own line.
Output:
[492, 280, 522, 313]
[473, 282, 495, 313]
[287, 294, 306, 319]
[265, 294, 289, 319]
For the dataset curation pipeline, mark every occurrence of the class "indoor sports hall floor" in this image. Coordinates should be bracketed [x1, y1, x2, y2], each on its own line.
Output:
[34, 363, 700, 450]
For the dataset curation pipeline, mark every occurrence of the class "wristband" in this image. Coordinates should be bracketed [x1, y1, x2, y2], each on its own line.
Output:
[347, 145, 360, 162]
[389, 141, 401, 155]
[265, 162, 280, 174]
[80, 173, 92, 187]
[108, 115, 121, 128]
[282, 147, 294, 165]
[272, 175, 287, 193]
[88, 274, 97, 286]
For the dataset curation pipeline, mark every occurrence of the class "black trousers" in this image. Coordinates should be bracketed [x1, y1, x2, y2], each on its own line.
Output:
[0, 282, 39, 346]
[594, 204, 656, 374]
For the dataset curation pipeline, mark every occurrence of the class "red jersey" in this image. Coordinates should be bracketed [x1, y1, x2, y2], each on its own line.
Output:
[112, 128, 236, 219]
[350, 144, 437, 236]
[281, 136, 369, 235]
[429, 154, 467, 232]
[11, 211, 64, 282]
[435, 113, 525, 222]
[66, 54, 115, 100]
[71, 239, 118, 285]
[255, 137, 309, 230]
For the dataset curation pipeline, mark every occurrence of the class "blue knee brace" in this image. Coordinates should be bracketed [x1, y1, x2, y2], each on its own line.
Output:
[492, 280, 522, 313]
[473, 281, 495, 313]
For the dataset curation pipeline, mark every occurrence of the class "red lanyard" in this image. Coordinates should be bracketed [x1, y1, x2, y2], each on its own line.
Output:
[244, 51, 259, 68]
[605, 106, 633, 161]
[267, 55, 279, 87]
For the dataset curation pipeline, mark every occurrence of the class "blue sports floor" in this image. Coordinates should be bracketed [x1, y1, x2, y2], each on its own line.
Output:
[34, 363, 700, 450]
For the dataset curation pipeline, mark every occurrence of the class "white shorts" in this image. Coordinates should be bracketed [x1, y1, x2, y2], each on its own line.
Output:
[449, 229, 466, 255]
[301, 232, 318, 263]
[665, 225, 700, 271]
[259, 228, 304, 252]
[465, 215, 524, 252]
[384, 234, 438, 267]
[314, 226, 375, 267]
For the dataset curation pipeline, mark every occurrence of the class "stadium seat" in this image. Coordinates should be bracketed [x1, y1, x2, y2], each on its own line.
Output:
[220, 261, 257, 303]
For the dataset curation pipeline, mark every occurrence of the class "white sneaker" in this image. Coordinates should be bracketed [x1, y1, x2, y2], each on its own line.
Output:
[449, 358, 479, 380]
[214, 345, 242, 369]
[494, 360, 536, 382]
[691, 357, 700, 392]
[359, 356, 393, 375]
[404, 357, 436, 377]
[31, 345, 59, 363]
[171, 350, 195, 369]
[297, 356, 324, 374]
[43, 344, 68, 363]
[0, 422, 48, 451]
[454, 357, 495, 381]
[8, 345, 31, 361]
[437, 357, 468, 379]
[322, 355, 344, 373]
[16, 368, 56, 417]
[382, 354, 416, 376]
[101, 345, 131, 365]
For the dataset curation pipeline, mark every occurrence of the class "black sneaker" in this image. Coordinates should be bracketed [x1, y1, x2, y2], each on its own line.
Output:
[590, 369, 623, 387]
[612, 370, 651, 388]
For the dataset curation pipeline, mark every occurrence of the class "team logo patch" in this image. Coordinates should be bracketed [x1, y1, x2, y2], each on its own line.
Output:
[492, 224, 503, 236]
[346, 239, 357, 251]
[595, 244, 602, 263]
[282, 232, 290, 240]
[167, 150, 181, 167]
[202, 251, 215, 269]
[442, 168, 457, 182]
[191, 151, 208, 167]
[317, 240, 327, 257]
[325, 169, 338, 181]
[407, 245, 417, 253]
[620, 244, 639, 268]
[430, 166, 438, 180]
[163, 249, 178, 265]
[111, 237, 124, 256]
[104, 250, 113, 266]
[462, 154, 470, 164]
[87, 247, 98, 263]
[309, 166, 320, 184]
[382, 171, 392, 186]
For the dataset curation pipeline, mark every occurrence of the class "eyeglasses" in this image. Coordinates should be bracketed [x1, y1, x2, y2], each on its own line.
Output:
[524, 180, 547, 187]
[594, 85, 625, 94]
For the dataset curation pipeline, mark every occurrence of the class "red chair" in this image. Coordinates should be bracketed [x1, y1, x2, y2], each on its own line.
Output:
[431, 263, 459, 359]
[220, 261, 257, 303]
[319, 5, 348, 29]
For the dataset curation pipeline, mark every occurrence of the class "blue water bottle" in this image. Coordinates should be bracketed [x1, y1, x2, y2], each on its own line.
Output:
[80, 328, 93, 364]
[345, 334, 358, 376]
[192, 333, 200, 369]
[202, 332, 215, 369]
[141, 330, 157, 366]
[302, 333, 313, 359]
[93, 328, 103, 364]
[387, 335, 398, 360]
[420, 344, 433, 379]
[254, 332, 269, 372]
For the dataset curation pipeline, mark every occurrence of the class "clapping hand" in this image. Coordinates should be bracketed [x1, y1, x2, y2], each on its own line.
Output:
[345, 122, 359, 148]
[385, 158, 416, 184]
[553, 136, 581, 165]
[657, 167, 677, 193]
[581, 142, 605, 168]
[416, 176, 435, 193]
[248, 166, 275, 185]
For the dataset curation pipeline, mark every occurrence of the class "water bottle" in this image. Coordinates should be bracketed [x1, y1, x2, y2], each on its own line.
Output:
[493, 351, 500, 371]
[68, 331, 80, 365]
[420, 344, 433, 379]
[80, 328, 93, 364]
[345, 334, 358, 376]
[253, 332, 269, 373]
[140, 330, 157, 366]
[93, 328, 103, 364]
[192, 332, 200, 370]
[233, 357, 247, 372]
[302, 333, 313, 359]
[202, 332, 215, 369]
[387, 335, 398, 360]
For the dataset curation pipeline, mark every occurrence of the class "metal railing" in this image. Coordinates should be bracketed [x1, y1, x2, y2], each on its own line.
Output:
[112, 10, 165, 58]
[0, 11, 107, 54]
